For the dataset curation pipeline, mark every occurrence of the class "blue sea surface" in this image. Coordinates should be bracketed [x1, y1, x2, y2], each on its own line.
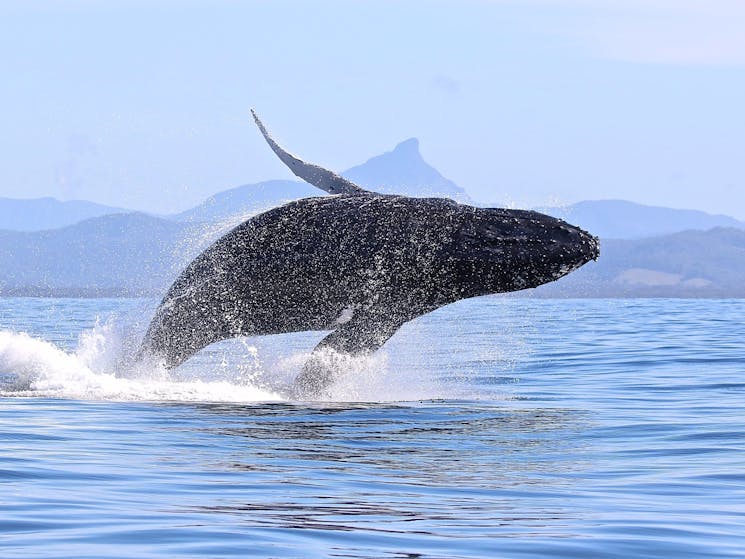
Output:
[1, 297, 744, 558]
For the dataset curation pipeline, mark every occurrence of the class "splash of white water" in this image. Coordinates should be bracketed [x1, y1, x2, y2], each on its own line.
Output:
[270, 348, 446, 402]
[0, 321, 283, 402]
[0, 323, 451, 404]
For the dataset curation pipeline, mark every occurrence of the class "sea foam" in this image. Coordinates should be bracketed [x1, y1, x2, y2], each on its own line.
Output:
[0, 321, 283, 403]
[0, 322, 448, 403]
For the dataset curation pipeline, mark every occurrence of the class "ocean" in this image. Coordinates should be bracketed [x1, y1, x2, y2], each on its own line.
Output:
[1, 297, 743, 558]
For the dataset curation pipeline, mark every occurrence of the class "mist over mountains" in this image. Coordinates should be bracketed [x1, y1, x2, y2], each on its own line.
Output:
[1, 139, 743, 298]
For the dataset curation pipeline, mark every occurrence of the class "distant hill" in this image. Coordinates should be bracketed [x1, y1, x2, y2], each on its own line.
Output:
[529, 227, 745, 298]
[172, 180, 320, 223]
[541, 199, 745, 240]
[343, 138, 470, 201]
[173, 138, 470, 224]
[0, 213, 193, 296]
[0, 197, 129, 232]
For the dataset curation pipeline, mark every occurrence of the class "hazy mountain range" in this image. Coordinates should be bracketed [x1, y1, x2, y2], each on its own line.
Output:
[0, 197, 130, 232]
[531, 227, 745, 298]
[1, 138, 743, 298]
[0, 214, 192, 296]
[540, 199, 745, 240]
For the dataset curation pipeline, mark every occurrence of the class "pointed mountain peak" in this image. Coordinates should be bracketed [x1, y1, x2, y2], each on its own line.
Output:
[342, 138, 470, 201]
[392, 137, 420, 155]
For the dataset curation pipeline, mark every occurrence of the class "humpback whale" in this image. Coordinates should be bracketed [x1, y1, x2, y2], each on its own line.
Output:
[140, 111, 599, 398]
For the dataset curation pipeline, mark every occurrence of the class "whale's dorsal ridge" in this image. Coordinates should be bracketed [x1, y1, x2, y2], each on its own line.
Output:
[251, 109, 368, 196]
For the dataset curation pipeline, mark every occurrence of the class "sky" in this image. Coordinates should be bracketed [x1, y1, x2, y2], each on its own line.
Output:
[1, 0, 744, 217]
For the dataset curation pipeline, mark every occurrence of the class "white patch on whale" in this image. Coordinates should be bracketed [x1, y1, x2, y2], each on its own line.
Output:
[335, 305, 355, 325]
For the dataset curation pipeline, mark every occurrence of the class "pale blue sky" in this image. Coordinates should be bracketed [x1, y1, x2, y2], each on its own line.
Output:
[1, 0, 744, 217]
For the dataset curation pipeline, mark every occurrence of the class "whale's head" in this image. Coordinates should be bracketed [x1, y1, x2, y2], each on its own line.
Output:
[452, 207, 599, 295]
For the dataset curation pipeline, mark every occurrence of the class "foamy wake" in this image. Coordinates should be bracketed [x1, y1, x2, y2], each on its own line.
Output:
[0, 321, 283, 403]
[0, 318, 452, 403]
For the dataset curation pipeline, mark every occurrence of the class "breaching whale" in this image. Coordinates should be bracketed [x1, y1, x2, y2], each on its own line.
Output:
[140, 111, 599, 398]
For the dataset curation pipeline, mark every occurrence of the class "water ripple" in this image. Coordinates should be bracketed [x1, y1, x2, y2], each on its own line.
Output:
[1, 298, 744, 557]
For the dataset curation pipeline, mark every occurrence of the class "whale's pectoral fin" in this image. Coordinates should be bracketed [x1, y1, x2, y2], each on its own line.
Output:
[251, 109, 367, 196]
[292, 316, 403, 399]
